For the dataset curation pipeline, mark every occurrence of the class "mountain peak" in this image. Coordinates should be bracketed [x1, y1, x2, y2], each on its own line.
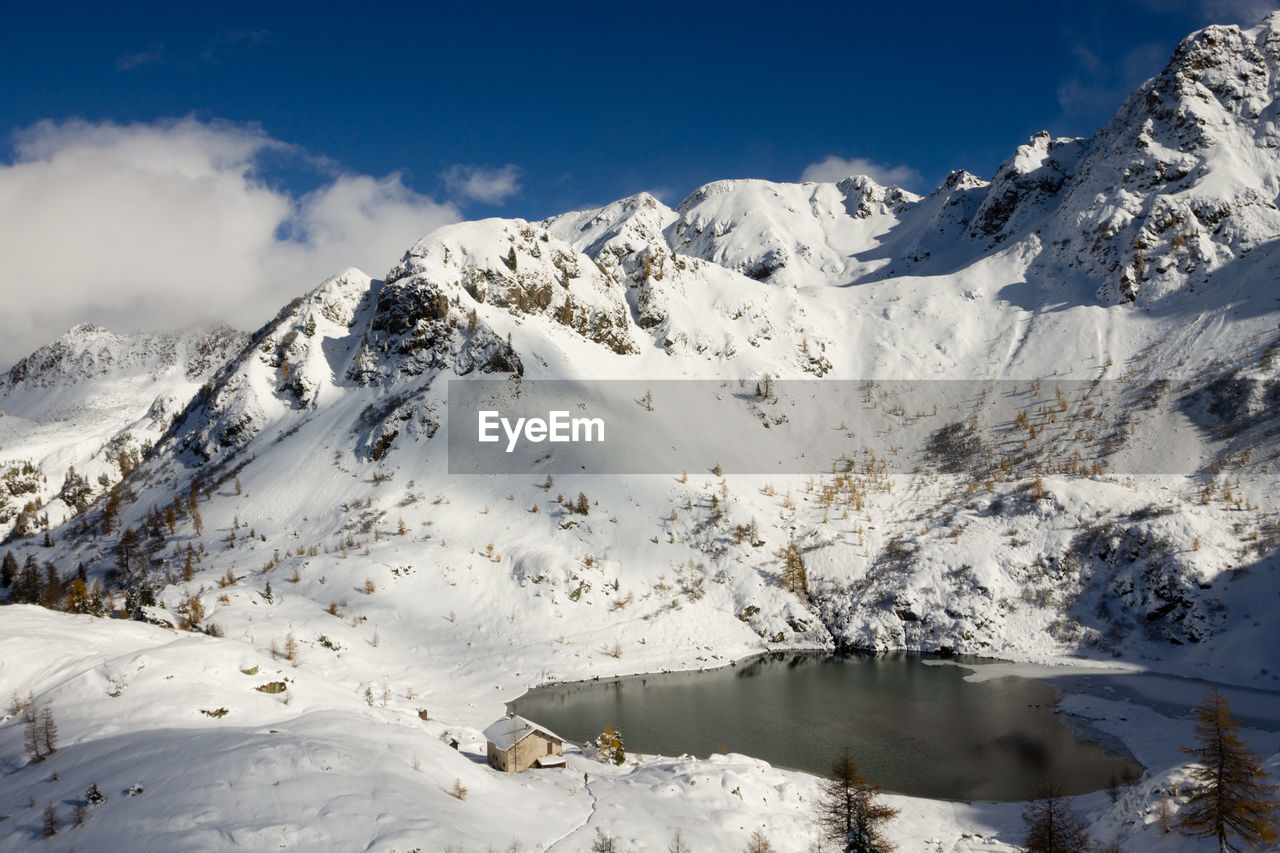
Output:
[2, 323, 246, 393]
[940, 169, 988, 191]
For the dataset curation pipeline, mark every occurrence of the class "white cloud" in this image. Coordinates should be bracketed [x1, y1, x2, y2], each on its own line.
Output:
[441, 163, 523, 205]
[1057, 42, 1168, 121]
[116, 45, 165, 71]
[0, 118, 460, 367]
[1199, 0, 1277, 25]
[639, 186, 676, 204]
[200, 28, 270, 63]
[800, 155, 922, 189]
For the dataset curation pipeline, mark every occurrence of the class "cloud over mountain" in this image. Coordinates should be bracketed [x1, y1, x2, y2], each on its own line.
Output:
[441, 163, 524, 205]
[800, 155, 922, 189]
[0, 118, 459, 367]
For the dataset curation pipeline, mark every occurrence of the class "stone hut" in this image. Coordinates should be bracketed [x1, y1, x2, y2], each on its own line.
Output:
[483, 714, 565, 772]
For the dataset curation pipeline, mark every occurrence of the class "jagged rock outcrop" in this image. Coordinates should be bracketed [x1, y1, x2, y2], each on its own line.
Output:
[386, 220, 636, 356]
[1033, 14, 1280, 302]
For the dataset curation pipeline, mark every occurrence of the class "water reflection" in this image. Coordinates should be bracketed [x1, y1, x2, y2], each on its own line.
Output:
[511, 652, 1142, 802]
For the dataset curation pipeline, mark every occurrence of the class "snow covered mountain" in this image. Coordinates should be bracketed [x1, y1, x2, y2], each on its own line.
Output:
[0, 323, 246, 541]
[4, 14, 1280, 852]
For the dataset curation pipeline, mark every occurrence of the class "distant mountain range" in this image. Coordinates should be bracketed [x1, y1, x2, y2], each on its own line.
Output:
[3, 14, 1280, 853]
[5, 16, 1280, 673]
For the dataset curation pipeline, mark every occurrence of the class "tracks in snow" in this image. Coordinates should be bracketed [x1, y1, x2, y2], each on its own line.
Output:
[543, 769, 599, 851]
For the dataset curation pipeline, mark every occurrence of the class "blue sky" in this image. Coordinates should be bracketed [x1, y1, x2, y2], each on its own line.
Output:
[0, 0, 1275, 363]
[4, 0, 1272, 215]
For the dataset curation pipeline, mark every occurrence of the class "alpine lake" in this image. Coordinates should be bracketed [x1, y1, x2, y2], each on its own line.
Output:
[511, 651, 1144, 802]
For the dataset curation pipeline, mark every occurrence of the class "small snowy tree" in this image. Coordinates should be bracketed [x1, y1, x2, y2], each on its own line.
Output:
[597, 724, 625, 765]
[1022, 784, 1093, 853]
[1177, 689, 1279, 850]
[22, 703, 41, 763]
[180, 592, 204, 629]
[756, 372, 773, 400]
[591, 828, 622, 852]
[743, 828, 775, 853]
[22, 701, 56, 763]
[778, 541, 808, 596]
[116, 527, 139, 571]
[15, 555, 42, 604]
[42, 802, 57, 837]
[817, 746, 898, 853]
[1, 550, 17, 587]
[39, 704, 57, 756]
[1156, 794, 1173, 833]
[64, 578, 91, 614]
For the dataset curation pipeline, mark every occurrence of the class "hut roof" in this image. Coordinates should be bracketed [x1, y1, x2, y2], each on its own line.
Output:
[482, 715, 564, 751]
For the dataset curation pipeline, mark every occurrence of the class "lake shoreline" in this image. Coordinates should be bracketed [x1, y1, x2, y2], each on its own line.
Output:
[511, 648, 1145, 802]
